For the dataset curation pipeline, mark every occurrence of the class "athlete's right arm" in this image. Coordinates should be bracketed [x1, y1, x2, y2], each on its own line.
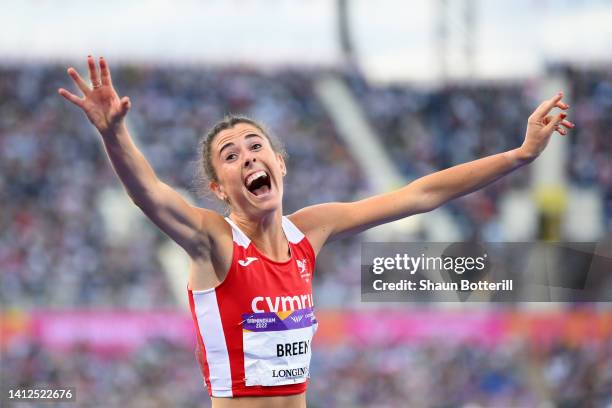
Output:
[58, 56, 214, 256]
[102, 125, 213, 255]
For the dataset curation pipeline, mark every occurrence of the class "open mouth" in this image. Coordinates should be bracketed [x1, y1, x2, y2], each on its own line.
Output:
[245, 170, 272, 197]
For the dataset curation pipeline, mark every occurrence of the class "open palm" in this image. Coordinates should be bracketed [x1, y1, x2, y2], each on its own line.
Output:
[58, 56, 131, 137]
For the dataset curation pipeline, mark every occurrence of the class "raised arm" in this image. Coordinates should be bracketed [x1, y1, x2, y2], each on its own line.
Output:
[58, 56, 214, 255]
[291, 92, 574, 253]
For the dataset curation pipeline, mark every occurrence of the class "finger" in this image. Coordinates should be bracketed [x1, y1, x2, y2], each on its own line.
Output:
[544, 111, 567, 134]
[87, 55, 101, 87]
[531, 91, 564, 121]
[560, 119, 575, 129]
[66, 68, 89, 95]
[555, 126, 567, 136]
[120, 96, 131, 115]
[542, 115, 553, 125]
[99, 56, 113, 86]
[555, 100, 570, 110]
[58, 88, 84, 107]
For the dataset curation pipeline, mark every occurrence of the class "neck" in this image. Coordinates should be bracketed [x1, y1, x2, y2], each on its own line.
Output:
[229, 209, 290, 262]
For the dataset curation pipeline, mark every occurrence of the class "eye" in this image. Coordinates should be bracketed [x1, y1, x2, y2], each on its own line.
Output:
[225, 153, 237, 161]
[250, 143, 262, 150]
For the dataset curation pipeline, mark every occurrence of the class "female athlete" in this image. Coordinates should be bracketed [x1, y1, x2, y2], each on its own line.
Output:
[59, 56, 574, 408]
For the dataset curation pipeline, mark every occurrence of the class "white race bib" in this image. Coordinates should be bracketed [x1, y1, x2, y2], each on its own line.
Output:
[242, 307, 317, 386]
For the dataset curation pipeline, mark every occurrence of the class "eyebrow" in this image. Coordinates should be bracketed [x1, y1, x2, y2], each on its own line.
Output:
[218, 133, 263, 157]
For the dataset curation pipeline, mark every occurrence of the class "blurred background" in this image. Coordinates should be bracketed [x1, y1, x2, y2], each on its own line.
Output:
[1, 0, 611, 407]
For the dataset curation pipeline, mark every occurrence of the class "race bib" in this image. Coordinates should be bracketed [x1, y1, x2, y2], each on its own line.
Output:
[242, 307, 318, 386]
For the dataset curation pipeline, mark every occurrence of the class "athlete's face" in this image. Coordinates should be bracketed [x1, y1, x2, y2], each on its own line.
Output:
[210, 123, 286, 215]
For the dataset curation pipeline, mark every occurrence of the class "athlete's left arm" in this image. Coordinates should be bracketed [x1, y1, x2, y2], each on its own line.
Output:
[290, 92, 574, 255]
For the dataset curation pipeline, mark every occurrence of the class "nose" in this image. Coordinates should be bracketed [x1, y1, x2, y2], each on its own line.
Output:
[243, 156, 256, 168]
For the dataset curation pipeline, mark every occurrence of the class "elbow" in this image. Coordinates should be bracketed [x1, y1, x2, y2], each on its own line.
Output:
[426, 194, 450, 213]
[414, 188, 446, 214]
[416, 201, 439, 215]
[395, 181, 446, 217]
[130, 196, 148, 213]
[130, 195, 144, 209]
[398, 195, 438, 218]
[130, 191, 157, 213]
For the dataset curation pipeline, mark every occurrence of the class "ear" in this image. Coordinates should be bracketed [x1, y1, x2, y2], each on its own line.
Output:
[277, 153, 287, 177]
[209, 180, 227, 201]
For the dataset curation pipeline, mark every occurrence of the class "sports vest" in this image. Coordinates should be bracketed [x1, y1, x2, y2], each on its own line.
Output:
[187, 216, 317, 397]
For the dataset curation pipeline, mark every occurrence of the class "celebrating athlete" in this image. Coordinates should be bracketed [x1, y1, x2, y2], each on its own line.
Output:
[59, 56, 574, 408]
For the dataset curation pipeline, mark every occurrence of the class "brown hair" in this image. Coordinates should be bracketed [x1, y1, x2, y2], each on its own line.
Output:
[193, 114, 287, 200]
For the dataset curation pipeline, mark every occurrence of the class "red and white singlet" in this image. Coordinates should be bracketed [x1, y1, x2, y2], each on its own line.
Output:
[187, 216, 317, 398]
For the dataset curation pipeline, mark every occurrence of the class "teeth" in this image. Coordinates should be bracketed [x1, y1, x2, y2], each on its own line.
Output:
[246, 170, 267, 187]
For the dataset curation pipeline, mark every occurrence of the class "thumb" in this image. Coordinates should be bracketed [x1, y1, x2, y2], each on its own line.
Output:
[543, 111, 566, 134]
[120, 96, 131, 116]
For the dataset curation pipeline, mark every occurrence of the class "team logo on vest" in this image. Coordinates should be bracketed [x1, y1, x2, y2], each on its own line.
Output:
[297, 259, 310, 282]
[238, 257, 258, 267]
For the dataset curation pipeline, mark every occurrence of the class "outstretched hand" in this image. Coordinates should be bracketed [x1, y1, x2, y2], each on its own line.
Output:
[58, 56, 131, 137]
[520, 92, 575, 162]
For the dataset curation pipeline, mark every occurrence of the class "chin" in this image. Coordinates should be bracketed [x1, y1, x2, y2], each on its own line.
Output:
[239, 188, 283, 214]
[254, 196, 283, 213]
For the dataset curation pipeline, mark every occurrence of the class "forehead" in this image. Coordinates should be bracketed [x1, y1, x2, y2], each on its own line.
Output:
[214, 123, 266, 149]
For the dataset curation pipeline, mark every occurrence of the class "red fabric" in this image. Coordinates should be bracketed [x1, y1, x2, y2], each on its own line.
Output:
[189, 227, 316, 397]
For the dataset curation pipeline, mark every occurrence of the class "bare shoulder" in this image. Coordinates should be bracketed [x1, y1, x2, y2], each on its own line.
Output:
[287, 203, 347, 256]
[288, 203, 340, 234]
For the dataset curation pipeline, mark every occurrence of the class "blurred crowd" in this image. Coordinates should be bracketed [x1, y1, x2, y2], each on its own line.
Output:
[3, 336, 610, 408]
[310, 339, 612, 408]
[566, 67, 612, 224]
